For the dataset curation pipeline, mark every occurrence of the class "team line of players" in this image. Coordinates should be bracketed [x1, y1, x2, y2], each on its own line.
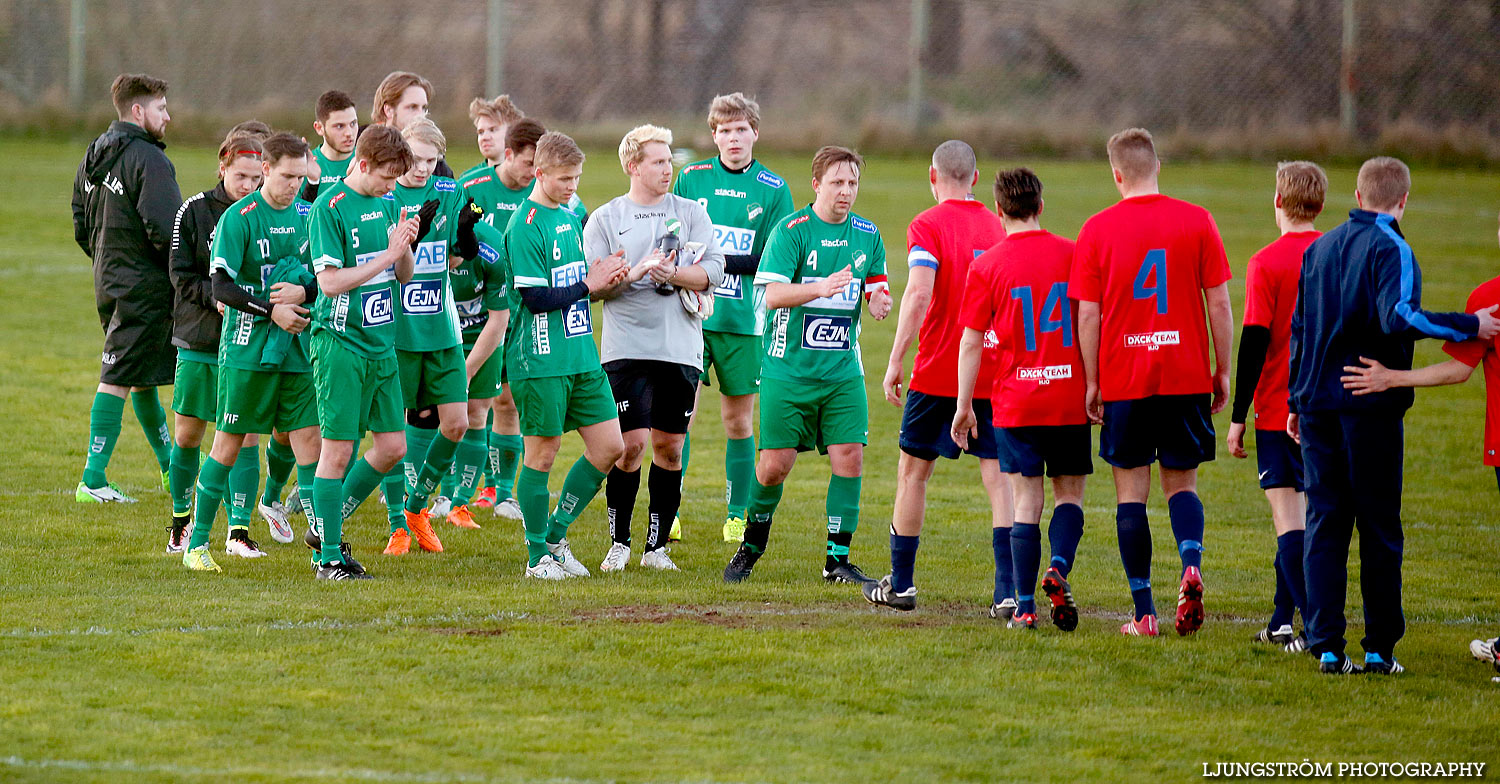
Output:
[71, 74, 1500, 673]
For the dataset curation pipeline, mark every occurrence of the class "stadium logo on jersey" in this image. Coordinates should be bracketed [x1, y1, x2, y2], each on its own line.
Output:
[328, 192, 346, 208]
[821, 239, 848, 248]
[684, 163, 713, 173]
[296, 202, 311, 217]
[787, 215, 809, 229]
[757, 170, 784, 189]
[240, 201, 259, 216]
[434, 179, 456, 193]
[464, 175, 492, 188]
[802, 315, 853, 350]
[555, 223, 572, 234]
[748, 203, 763, 221]
[268, 225, 296, 235]
[1016, 365, 1073, 384]
[414, 241, 448, 273]
[851, 216, 877, 234]
[714, 274, 743, 300]
[1124, 330, 1181, 350]
[401, 279, 444, 314]
[361, 288, 394, 326]
[714, 188, 747, 199]
[360, 211, 383, 222]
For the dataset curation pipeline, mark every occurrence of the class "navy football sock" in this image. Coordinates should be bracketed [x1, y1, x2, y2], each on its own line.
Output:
[1167, 491, 1205, 572]
[1048, 503, 1084, 577]
[890, 533, 919, 593]
[1116, 502, 1155, 619]
[1277, 529, 1308, 621]
[992, 526, 1014, 604]
[1011, 523, 1042, 615]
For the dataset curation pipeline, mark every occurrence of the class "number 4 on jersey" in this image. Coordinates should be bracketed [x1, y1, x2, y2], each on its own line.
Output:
[1133, 248, 1167, 314]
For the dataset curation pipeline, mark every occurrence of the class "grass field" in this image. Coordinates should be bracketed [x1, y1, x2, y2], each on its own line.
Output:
[3, 135, 1499, 783]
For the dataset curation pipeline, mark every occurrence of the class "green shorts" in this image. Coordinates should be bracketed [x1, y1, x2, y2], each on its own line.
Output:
[512, 368, 617, 437]
[399, 346, 468, 409]
[172, 353, 218, 422]
[311, 331, 404, 440]
[216, 367, 318, 435]
[702, 330, 762, 397]
[758, 375, 868, 454]
[464, 342, 503, 400]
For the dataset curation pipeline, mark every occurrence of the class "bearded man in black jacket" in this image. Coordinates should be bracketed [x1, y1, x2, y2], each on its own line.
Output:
[70, 73, 183, 504]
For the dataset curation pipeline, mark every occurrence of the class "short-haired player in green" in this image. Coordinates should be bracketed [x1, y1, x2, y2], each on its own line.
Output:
[181, 133, 324, 572]
[376, 119, 475, 555]
[722, 146, 893, 584]
[300, 89, 358, 203]
[671, 92, 795, 544]
[506, 132, 630, 580]
[304, 126, 421, 580]
[458, 116, 550, 519]
[167, 132, 272, 554]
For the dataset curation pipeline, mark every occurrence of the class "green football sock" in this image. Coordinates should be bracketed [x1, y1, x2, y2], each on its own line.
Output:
[340, 457, 387, 521]
[725, 436, 755, 520]
[439, 461, 457, 499]
[546, 457, 608, 543]
[226, 445, 259, 529]
[130, 389, 172, 474]
[168, 443, 199, 515]
[451, 428, 489, 505]
[825, 474, 863, 563]
[82, 391, 125, 489]
[405, 432, 461, 513]
[518, 465, 551, 566]
[403, 425, 436, 489]
[263, 439, 296, 506]
[295, 462, 318, 528]
[483, 427, 500, 488]
[382, 466, 409, 534]
[313, 476, 344, 564]
[743, 477, 785, 553]
[494, 434, 523, 498]
[188, 456, 232, 550]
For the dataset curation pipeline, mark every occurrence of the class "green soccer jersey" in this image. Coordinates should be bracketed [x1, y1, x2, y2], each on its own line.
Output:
[452, 220, 511, 348]
[755, 206, 889, 384]
[504, 198, 596, 380]
[673, 157, 795, 337]
[460, 165, 590, 230]
[308, 145, 352, 192]
[308, 181, 402, 360]
[392, 177, 464, 352]
[209, 191, 314, 373]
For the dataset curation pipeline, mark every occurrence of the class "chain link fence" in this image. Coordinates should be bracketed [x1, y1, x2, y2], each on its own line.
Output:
[3, 0, 1498, 160]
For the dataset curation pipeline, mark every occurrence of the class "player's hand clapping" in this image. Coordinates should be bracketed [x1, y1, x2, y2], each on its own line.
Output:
[271, 303, 311, 334]
[585, 249, 630, 292]
[389, 216, 420, 257]
[820, 265, 854, 298]
[647, 250, 680, 285]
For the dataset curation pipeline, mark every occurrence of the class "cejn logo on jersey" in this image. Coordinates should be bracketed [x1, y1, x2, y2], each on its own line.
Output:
[802, 314, 853, 350]
[1016, 365, 1073, 384]
[457, 296, 486, 331]
[401, 279, 444, 315]
[361, 288, 394, 326]
[1124, 330, 1181, 350]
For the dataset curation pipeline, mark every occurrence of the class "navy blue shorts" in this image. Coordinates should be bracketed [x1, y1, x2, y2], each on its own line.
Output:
[1099, 394, 1215, 470]
[1254, 428, 1304, 491]
[899, 390, 999, 461]
[996, 424, 1095, 477]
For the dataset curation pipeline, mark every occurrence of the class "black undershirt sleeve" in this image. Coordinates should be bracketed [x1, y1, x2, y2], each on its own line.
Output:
[1231, 325, 1272, 425]
[724, 254, 759, 276]
[212, 268, 274, 319]
[519, 281, 590, 314]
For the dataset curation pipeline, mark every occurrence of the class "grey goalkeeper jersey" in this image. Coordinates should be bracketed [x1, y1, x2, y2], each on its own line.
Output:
[583, 193, 725, 369]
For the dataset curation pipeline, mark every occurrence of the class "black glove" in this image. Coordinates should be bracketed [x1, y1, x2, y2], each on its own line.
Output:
[455, 198, 483, 259]
[410, 198, 441, 251]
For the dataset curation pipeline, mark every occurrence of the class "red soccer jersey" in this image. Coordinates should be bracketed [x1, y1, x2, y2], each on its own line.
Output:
[1068, 194, 1232, 401]
[906, 199, 1007, 397]
[1243, 231, 1321, 432]
[1442, 275, 1500, 467]
[961, 230, 1087, 428]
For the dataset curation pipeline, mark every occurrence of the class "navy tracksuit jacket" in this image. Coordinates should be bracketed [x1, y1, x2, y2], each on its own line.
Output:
[1288, 208, 1479, 658]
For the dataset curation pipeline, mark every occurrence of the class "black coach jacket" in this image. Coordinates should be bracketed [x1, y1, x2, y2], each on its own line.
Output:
[71, 121, 183, 301]
[168, 183, 235, 352]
